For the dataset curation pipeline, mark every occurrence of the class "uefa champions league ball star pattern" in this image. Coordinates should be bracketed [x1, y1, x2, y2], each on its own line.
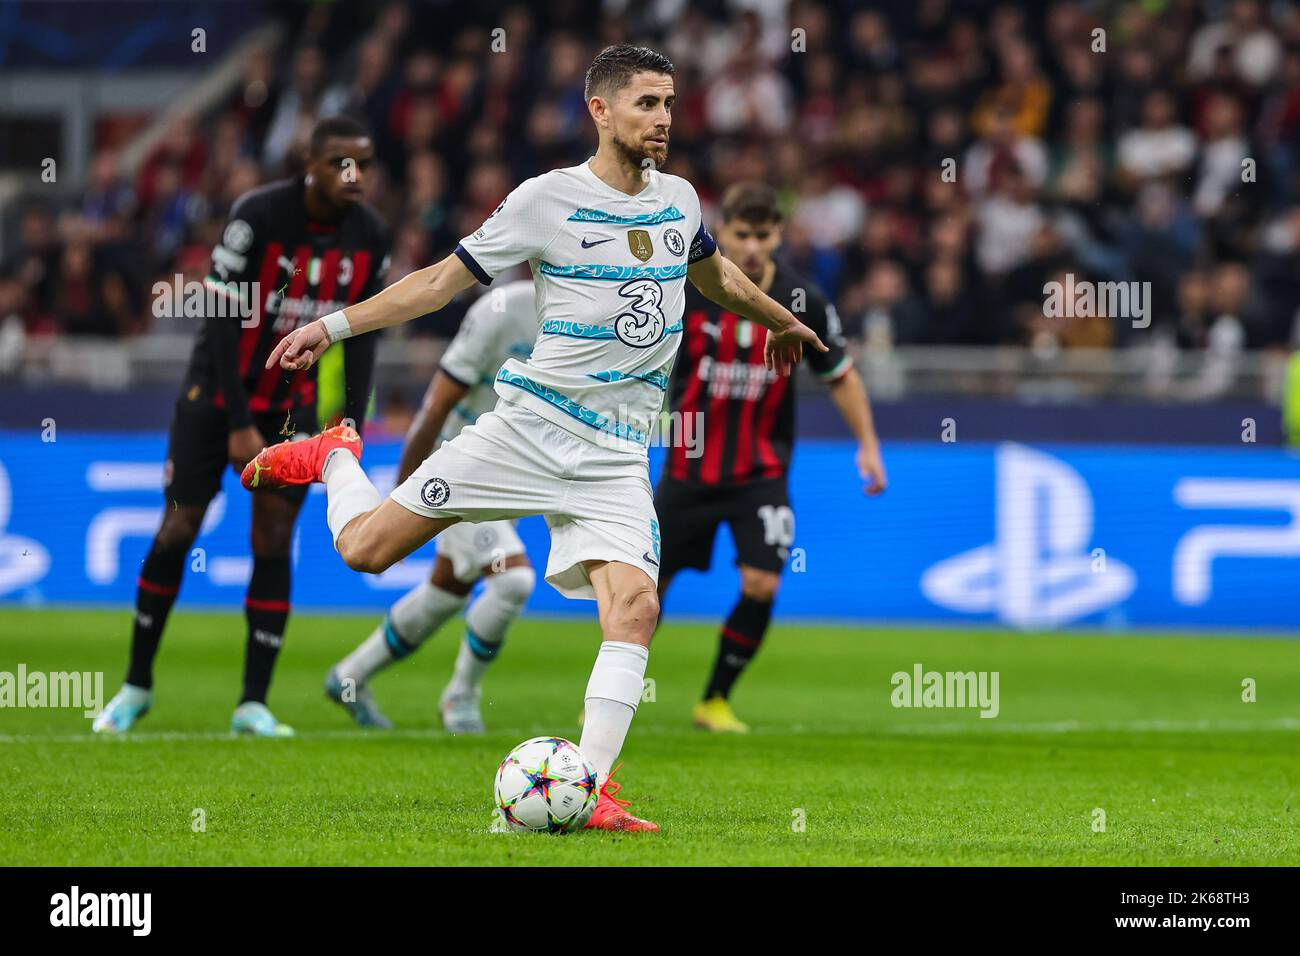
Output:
[493, 737, 599, 833]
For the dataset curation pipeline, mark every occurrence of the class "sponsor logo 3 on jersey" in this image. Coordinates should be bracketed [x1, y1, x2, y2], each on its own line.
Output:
[613, 277, 667, 348]
[420, 477, 451, 509]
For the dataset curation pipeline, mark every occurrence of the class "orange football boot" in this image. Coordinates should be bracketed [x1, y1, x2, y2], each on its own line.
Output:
[241, 424, 363, 490]
[583, 764, 659, 833]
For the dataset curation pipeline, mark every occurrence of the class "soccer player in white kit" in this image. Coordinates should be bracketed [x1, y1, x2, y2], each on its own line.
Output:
[325, 281, 539, 733]
[242, 45, 826, 832]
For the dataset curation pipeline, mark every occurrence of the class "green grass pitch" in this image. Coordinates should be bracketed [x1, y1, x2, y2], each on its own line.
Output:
[2, 607, 1298, 866]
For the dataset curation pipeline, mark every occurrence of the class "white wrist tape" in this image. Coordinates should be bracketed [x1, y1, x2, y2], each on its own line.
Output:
[321, 310, 353, 342]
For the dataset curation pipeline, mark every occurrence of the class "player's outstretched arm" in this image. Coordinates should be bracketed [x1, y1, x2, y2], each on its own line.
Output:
[267, 254, 480, 371]
[396, 370, 470, 485]
[687, 250, 827, 375]
[828, 366, 887, 496]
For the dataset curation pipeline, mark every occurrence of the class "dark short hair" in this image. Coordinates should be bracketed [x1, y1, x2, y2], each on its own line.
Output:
[584, 44, 675, 102]
[720, 182, 783, 225]
[309, 115, 371, 155]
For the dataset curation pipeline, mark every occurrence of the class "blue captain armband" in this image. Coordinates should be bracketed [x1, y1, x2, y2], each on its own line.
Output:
[687, 223, 717, 264]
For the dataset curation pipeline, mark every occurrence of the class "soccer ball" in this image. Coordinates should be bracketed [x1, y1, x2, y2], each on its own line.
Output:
[493, 737, 599, 833]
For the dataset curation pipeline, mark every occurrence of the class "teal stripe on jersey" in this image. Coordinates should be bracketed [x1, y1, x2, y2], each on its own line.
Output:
[540, 319, 684, 339]
[496, 368, 647, 445]
[567, 206, 685, 225]
[538, 262, 688, 282]
[541, 320, 615, 339]
[587, 368, 670, 391]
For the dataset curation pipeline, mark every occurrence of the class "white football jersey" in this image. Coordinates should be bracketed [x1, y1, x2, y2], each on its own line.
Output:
[454, 159, 716, 453]
[436, 280, 538, 446]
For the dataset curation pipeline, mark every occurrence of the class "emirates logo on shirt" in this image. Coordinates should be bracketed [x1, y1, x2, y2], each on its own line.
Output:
[697, 355, 778, 400]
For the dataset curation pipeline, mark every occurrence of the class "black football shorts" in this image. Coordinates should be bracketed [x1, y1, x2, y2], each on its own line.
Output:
[654, 475, 794, 578]
[164, 392, 311, 507]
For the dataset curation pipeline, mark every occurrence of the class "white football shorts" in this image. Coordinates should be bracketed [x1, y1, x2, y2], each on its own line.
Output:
[390, 400, 660, 599]
[435, 519, 526, 584]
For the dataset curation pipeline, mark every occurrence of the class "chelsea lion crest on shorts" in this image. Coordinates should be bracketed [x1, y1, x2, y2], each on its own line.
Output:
[420, 477, 451, 508]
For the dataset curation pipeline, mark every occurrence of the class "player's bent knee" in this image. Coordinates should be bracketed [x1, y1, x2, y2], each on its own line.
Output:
[337, 528, 396, 575]
[630, 589, 661, 637]
[742, 580, 779, 603]
[741, 568, 781, 603]
[608, 585, 659, 639]
[343, 548, 392, 575]
[156, 507, 204, 550]
[250, 522, 294, 557]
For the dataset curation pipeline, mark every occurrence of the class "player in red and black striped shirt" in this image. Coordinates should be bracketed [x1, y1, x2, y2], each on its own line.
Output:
[655, 182, 888, 733]
[95, 117, 390, 737]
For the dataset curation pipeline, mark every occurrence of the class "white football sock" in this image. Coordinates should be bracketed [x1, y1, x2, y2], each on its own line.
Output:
[447, 566, 534, 697]
[323, 449, 381, 548]
[336, 581, 467, 683]
[392, 579, 470, 646]
[579, 640, 649, 784]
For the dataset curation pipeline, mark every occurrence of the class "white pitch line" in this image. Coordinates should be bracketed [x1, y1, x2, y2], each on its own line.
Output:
[0, 728, 474, 745]
[876, 717, 1300, 735]
[1, 717, 1298, 745]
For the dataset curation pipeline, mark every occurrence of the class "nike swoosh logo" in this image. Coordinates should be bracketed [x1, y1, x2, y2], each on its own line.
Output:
[642, 552, 660, 567]
[581, 237, 614, 248]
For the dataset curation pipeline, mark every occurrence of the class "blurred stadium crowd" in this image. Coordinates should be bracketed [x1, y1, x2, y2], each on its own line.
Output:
[4, 0, 1300, 361]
